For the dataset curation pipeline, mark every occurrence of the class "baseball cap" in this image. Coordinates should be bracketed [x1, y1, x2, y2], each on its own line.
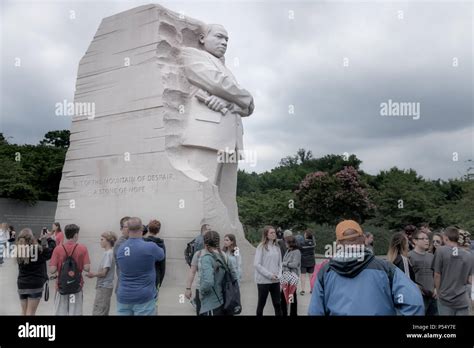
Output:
[336, 220, 363, 241]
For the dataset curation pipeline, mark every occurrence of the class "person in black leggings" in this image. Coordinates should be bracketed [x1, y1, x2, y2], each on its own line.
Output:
[254, 225, 282, 316]
[257, 283, 281, 316]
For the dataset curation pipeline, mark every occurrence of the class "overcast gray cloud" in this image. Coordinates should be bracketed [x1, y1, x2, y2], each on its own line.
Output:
[1, 0, 472, 180]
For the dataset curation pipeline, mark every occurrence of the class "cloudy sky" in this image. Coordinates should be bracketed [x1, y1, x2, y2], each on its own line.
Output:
[1, 0, 472, 180]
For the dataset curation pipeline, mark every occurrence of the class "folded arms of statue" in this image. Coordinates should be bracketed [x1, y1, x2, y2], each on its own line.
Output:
[182, 48, 254, 117]
[195, 90, 254, 117]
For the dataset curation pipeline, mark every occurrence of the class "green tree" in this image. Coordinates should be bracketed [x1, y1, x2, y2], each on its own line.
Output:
[0, 144, 39, 202]
[368, 168, 446, 229]
[0, 133, 8, 145]
[434, 180, 474, 232]
[279, 148, 313, 167]
[0, 133, 67, 202]
[302, 154, 362, 174]
[39, 130, 70, 148]
[237, 170, 260, 195]
[238, 189, 300, 231]
[238, 151, 364, 194]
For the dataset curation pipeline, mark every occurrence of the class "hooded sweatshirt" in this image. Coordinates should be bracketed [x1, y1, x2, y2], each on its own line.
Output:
[308, 248, 424, 316]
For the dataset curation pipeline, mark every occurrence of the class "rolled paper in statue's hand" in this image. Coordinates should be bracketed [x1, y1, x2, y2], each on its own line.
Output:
[195, 90, 228, 115]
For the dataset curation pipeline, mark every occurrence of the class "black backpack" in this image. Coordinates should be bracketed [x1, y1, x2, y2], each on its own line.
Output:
[209, 253, 242, 315]
[58, 244, 81, 295]
[184, 238, 196, 267]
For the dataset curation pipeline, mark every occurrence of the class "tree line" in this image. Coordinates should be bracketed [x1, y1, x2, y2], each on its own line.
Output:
[1, 132, 472, 254]
[0, 131, 69, 202]
[237, 149, 473, 254]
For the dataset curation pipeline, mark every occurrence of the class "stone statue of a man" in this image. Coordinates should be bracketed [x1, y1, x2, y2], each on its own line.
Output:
[180, 24, 254, 225]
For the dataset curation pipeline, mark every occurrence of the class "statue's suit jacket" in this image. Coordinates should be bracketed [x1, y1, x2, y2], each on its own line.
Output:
[180, 46, 253, 153]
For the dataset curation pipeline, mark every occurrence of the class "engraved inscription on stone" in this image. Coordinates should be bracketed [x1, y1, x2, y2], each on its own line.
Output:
[72, 173, 175, 196]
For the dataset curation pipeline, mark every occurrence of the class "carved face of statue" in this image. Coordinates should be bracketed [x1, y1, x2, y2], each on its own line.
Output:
[200, 25, 228, 58]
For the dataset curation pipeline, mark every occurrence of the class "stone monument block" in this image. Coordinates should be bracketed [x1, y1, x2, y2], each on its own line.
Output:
[55, 4, 256, 287]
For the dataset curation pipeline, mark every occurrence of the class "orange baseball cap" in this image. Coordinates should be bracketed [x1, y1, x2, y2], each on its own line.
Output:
[336, 220, 363, 241]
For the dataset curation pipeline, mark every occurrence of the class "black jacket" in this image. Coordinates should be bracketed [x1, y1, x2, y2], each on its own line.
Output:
[393, 254, 416, 281]
[17, 238, 56, 290]
[144, 236, 166, 287]
[300, 237, 316, 267]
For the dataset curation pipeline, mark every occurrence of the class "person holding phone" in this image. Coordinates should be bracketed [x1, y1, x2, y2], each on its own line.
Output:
[254, 225, 282, 316]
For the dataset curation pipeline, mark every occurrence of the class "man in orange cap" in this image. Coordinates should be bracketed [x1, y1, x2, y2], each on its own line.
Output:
[308, 220, 424, 315]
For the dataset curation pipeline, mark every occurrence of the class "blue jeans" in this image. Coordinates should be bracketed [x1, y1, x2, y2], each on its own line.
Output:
[117, 298, 156, 316]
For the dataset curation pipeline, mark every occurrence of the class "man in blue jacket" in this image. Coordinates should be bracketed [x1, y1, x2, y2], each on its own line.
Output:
[308, 220, 424, 316]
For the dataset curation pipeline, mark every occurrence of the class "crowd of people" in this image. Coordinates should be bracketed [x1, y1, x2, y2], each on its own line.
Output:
[0, 218, 472, 316]
[388, 225, 474, 316]
[308, 222, 472, 316]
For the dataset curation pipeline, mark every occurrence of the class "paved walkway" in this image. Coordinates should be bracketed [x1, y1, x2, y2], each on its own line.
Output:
[0, 256, 312, 315]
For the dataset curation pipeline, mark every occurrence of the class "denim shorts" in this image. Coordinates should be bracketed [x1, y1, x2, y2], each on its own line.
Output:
[117, 298, 156, 316]
[19, 292, 43, 300]
[301, 265, 315, 274]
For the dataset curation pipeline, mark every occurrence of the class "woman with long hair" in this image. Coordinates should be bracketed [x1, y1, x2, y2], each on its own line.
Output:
[387, 232, 415, 280]
[254, 225, 282, 316]
[430, 232, 444, 254]
[16, 228, 56, 315]
[198, 230, 231, 316]
[223, 234, 242, 284]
